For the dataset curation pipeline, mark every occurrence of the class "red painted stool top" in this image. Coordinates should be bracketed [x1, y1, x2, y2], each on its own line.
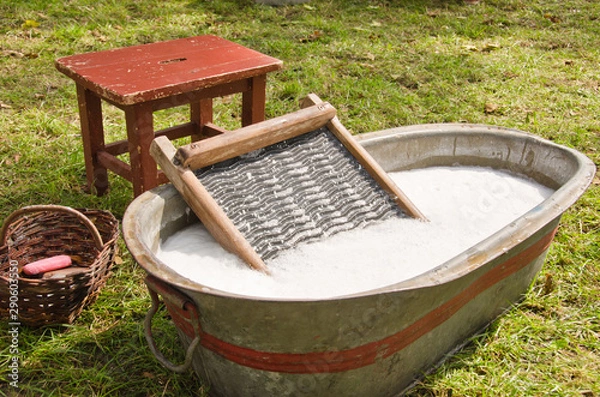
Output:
[55, 35, 283, 106]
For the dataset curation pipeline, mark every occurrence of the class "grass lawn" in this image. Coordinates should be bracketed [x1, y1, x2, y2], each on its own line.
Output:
[1, 0, 598, 395]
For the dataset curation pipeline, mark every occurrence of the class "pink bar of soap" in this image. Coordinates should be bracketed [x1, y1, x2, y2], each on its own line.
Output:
[22, 255, 72, 276]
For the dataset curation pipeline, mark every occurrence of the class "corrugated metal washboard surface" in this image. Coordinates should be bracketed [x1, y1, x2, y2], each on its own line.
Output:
[193, 126, 406, 260]
[151, 98, 424, 273]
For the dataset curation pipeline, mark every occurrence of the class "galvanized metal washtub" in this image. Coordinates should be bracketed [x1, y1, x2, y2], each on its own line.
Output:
[123, 123, 595, 397]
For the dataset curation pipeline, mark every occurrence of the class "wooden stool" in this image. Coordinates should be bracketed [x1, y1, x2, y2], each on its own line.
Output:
[56, 35, 283, 197]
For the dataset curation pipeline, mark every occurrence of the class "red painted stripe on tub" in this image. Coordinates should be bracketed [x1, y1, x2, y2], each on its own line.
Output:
[196, 227, 558, 373]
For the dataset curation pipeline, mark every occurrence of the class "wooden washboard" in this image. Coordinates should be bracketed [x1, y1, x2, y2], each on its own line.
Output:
[150, 94, 425, 274]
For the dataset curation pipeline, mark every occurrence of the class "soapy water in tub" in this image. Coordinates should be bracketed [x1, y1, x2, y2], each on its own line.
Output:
[157, 166, 554, 299]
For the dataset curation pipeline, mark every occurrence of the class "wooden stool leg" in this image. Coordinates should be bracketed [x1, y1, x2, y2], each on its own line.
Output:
[76, 84, 109, 196]
[190, 98, 213, 142]
[125, 103, 157, 196]
[241, 75, 267, 126]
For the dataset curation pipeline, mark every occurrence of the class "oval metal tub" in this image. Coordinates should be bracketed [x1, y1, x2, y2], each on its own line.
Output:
[123, 123, 595, 397]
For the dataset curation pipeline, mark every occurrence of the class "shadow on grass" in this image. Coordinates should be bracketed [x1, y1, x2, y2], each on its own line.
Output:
[0, 295, 207, 396]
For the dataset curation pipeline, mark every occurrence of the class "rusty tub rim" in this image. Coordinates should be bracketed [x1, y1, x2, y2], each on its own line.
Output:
[123, 123, 596, 302]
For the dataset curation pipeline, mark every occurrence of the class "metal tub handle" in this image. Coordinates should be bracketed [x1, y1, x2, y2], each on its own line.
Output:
[144, 276, 201, 373]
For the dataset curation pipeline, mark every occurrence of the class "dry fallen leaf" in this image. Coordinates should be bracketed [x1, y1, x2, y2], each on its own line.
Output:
[544, 13, 561, 23]
[91, 30, 108, 42]
[6, 155, 21, 166]
[3, 50, 25, 58]
[484, 102, 499, 114]
[543, 273, 554, 295]
[481, 43, 501, 52]
[300, 30, 322, 43]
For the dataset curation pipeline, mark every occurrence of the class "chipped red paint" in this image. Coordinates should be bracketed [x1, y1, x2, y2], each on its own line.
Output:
[56, 35, 282, 106]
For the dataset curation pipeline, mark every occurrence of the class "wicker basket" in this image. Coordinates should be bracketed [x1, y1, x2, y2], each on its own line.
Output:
[0, 205, 119, 327]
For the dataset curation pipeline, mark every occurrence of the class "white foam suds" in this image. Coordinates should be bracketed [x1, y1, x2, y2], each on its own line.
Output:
[156, 166, 554, 299]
